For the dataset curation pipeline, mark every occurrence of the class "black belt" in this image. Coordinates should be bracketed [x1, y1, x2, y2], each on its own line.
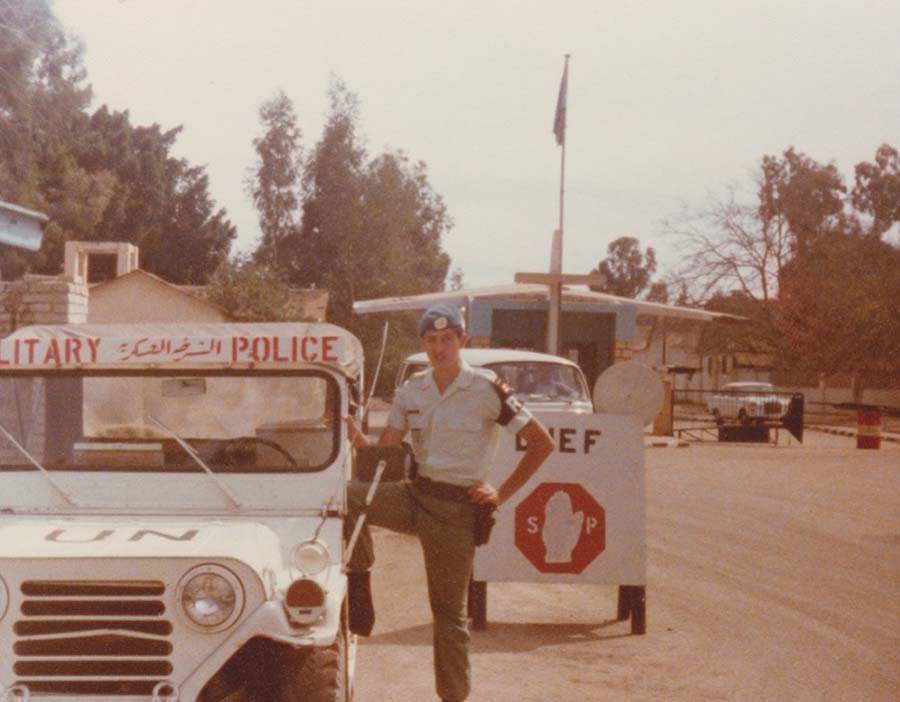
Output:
[413, 476, 472, 503]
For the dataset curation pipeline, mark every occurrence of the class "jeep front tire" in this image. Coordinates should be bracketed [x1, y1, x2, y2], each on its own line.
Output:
[278, 629, 348, 702]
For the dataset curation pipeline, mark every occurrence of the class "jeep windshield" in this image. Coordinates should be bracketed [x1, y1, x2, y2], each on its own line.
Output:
[484, 362, 590, 404]
[0, 370, 339, 473]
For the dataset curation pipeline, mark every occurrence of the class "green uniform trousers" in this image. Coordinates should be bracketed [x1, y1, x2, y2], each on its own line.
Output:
[347, 479, 475, 702]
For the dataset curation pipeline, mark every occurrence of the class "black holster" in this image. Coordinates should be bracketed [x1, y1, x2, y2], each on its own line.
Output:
[473, 504, 497, 547]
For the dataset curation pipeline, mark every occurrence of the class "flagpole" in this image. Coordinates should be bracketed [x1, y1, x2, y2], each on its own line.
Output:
[558, 54, 569, 272]
[548, 54, 570, 356]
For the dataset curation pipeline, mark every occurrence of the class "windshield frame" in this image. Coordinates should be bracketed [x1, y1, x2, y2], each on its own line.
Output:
[0, 368, 341, 475]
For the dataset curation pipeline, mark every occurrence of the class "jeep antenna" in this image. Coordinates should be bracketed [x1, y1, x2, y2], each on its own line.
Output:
[363, 321, 389, 416]
[149, 415, 243, 510]
[0, 420, 78, 506]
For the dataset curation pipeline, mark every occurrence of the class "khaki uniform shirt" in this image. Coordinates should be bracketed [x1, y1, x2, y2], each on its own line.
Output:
[387, 361, 533, 486]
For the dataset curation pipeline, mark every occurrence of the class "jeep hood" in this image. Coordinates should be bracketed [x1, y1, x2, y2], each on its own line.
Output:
[0, 519, 283, 574]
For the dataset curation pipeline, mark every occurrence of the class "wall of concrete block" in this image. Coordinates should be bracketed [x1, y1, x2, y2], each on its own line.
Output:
[0, 275, 88, 336]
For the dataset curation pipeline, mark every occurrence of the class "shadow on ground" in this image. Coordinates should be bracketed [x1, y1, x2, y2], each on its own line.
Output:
[362, 619, 630, 652]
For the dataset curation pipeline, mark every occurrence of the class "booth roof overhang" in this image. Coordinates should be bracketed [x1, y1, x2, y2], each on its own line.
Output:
[352, 283, 741, 324]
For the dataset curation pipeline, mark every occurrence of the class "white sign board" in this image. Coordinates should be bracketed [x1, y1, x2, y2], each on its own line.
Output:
[0, 201, 46, 251]
[474, 411, 646, 584]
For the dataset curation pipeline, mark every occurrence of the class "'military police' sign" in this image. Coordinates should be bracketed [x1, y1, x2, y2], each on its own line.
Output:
[475, 411, 646, 584]
[0, 333, 343, 367]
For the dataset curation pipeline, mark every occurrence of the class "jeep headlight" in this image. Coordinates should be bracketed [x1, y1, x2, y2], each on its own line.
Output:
[177, 565, 243, 631]
[292, 540, 331, 576]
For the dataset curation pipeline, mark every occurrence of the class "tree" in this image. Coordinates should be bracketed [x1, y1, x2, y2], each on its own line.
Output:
[666, 183, 789, 302]
[76, 108, 235, 283]
[204, 255, 301, 321]
[360, 150, 451, 298]
[278, 78, 451, 328]
[645, 281, 669, 303]
[248, 79, 453, 393]
[669, 144, 900, 392]
[589, 236, 657, 298]
[774, 234, 900, 394]
[668, 147, 861, 303]
[851, 143, 900, 239]
[758, 147, 846, 257]
[246, 90, 302, 267]
[0, 0, 99, 276]
[286, 79, 367, 327]
[0, 2, 236, 283]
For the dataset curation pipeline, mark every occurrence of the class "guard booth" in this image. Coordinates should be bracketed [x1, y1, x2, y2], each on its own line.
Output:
[470, 362, 661, 635]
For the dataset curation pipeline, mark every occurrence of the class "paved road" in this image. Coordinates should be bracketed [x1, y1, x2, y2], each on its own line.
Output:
[352, 430, 900, 701]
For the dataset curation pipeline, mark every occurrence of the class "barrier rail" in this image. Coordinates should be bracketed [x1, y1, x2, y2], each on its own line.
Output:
[672, 388, 804, 443]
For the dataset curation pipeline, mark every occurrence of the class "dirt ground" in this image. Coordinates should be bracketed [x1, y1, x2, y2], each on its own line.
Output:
[352, 430, 900, 702]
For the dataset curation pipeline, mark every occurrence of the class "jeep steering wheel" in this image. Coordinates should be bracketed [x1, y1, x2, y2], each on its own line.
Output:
[210, 436, 298, 469]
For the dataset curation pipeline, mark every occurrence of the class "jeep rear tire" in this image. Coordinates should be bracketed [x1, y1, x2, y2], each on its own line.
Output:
[278, 629, 348, 702]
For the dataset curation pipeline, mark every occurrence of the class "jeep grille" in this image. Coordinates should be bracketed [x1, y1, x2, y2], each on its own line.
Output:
[13, 580, 173, 696]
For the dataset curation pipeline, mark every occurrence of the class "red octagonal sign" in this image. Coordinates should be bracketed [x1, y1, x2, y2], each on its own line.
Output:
[515, 482, 606, 574]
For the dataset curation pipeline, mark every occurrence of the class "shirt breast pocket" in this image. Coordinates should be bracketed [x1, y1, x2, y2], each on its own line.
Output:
[408, 413, 427, 448]
[446, 416, 482, 433]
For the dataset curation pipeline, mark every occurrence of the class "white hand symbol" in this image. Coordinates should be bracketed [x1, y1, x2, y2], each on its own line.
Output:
[541, 490, 584, 563]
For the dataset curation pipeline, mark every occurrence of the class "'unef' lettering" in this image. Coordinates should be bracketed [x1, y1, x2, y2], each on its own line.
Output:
[516, 427, 602, 453]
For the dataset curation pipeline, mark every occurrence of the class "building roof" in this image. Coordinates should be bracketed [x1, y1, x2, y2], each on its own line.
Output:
[92, 269, 330, 323]
[352, 283, 738, 323]
[90, 269, 232, 319]
[403, 347, 585, 368]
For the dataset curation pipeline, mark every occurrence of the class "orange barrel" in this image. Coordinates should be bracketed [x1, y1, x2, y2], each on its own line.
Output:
[856, 409, 881, 449]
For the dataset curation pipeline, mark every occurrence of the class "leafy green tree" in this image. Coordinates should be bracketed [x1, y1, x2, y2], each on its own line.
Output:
[360, 150, 451, 297]
[246, 90, 302, 267]
[0, 1, 235, 283]
[851, 143, 900, 239]
[758, 147, 847, 257]
[668, 146, 895, 303]
[645, 281, 669, 303]
[589, 236, 657, 298]
[279, 79, 451, 327]
[0, 0, 99, 276]
[670, 144, 900, 393]
[76, 108, 236, 284]
[247, 78, 453, 392]
[287, 79, 367, 327]
[204, 255, 302, 321]
[774, 234, 900, 395]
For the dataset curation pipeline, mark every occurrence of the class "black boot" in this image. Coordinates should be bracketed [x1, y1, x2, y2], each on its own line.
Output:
[348, 571, 375, 636]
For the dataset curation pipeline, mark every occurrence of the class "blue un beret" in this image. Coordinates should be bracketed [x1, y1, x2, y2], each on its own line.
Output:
[418, 303, 465, 336]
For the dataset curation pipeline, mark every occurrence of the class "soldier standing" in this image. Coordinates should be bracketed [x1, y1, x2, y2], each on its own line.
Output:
[346, 303, 555, 702]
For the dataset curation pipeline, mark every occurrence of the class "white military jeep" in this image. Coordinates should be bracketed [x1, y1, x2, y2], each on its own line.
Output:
[0, 322, 366, 702]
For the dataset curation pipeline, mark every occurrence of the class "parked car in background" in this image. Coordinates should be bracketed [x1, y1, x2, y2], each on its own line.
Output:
[707, 381, 790, 425]
[396, 348, 594, 414]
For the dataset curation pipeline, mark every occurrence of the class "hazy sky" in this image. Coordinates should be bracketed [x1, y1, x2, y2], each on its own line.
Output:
[54, 0, 900, 290]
